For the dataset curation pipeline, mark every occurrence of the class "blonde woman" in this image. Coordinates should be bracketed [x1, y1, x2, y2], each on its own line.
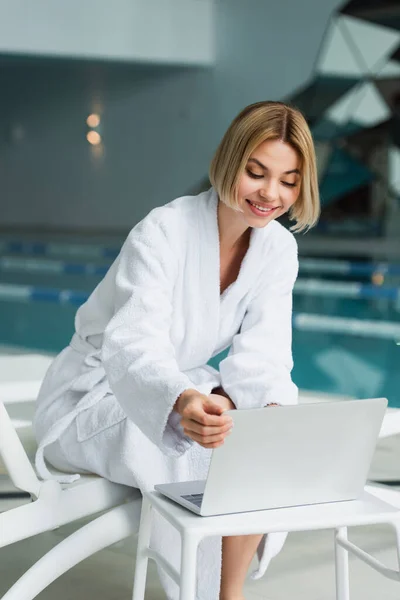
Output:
[34, 100, 320, 600]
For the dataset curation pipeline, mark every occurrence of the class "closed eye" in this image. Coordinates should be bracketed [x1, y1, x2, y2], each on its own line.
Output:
[246, 169, 298, 187]
[246, 169, 263, 179]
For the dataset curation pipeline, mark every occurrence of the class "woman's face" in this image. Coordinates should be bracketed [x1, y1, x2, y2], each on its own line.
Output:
[236, 139, 301, 228]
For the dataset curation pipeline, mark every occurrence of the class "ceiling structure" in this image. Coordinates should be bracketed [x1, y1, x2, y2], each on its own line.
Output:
[288, 0, 400, 230]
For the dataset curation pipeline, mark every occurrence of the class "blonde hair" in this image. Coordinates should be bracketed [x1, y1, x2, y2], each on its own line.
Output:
[209, 101, 320, 232]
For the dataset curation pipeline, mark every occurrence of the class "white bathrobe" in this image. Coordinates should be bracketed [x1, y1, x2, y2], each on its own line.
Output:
[33, 187, 299, 599]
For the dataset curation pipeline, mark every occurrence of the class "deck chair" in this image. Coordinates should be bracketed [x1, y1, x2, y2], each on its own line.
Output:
[379, 408, 400, 440]
[0, 352, 51, 467]
[0, 400, 143, 600]
[0, 352, 52, 404]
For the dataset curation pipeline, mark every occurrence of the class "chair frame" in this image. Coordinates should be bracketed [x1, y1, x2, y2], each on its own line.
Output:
[0, 400, 142, 600]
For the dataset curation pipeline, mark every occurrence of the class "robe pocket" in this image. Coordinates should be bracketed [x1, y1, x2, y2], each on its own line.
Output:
[76, 393, 127, 442]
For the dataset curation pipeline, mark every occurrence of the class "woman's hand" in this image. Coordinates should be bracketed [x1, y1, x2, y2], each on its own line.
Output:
[208, 392, 236, 413]
[174, 389, 234, 449]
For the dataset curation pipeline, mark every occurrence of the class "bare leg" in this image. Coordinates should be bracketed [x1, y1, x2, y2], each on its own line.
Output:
[219, 534, 264, 600]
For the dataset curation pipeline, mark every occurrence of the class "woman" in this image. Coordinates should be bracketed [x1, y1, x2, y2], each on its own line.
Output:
[33, 100, 320, 600]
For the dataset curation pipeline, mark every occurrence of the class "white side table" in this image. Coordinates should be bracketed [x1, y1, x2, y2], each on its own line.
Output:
[132, 489, 400, 600]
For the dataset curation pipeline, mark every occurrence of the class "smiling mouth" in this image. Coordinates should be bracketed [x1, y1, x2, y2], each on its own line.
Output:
[246, 199, 280, 213]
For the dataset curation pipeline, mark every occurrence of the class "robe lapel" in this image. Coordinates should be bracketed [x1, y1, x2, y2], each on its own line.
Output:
[220, 220, 266, 307]
[196, 188, 221, 364]
[195, 189, 272, 363]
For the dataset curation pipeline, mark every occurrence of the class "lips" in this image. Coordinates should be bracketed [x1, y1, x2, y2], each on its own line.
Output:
[246, 199, 279, 214]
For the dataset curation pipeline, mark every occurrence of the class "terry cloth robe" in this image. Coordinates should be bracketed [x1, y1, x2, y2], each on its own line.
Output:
[33, 187, 299, 600]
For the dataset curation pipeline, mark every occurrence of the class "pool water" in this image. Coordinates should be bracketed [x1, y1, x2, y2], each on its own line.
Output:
[1, 230, 399, 408]
[1, 283, 399, 407]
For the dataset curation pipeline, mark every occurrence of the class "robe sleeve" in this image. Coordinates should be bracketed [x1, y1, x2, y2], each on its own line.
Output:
[218, 236, 299, 409]
[183, 364, 221, 395]
[101, 216, 200, 457]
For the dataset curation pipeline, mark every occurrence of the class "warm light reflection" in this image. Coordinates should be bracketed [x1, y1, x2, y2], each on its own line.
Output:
[86, 113, 101, 128]
[371, 273, 384, 286]
[86, 131, 102, 146]
[91, 143, 105, 160]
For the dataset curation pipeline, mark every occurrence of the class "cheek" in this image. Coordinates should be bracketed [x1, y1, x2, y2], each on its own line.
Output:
[283, 188, 300, 207]
[238, 177, 258, 198]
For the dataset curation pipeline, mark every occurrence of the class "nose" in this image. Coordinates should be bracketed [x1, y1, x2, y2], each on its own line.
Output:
[259, 178, 280, 203]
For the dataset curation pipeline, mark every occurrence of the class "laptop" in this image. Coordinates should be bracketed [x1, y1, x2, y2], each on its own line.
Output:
[155, 398, 387, 516]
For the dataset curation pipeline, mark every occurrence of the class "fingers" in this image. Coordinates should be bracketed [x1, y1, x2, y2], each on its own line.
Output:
[181, 416, 233, 449]
[208, 393, 236, 412]
[183, 427, 232, 449]
[181, 405, 232, 428]
[177, 393, 234, 449]
[203, 399, 225, 416]
[180, 409, 233, 440]
[182, 419, 233, 438]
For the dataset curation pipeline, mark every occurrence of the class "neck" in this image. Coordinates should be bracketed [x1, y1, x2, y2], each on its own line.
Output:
[217, 200, 251, 252]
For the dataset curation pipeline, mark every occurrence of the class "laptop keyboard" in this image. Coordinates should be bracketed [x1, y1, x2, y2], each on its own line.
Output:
[181, 493, 203, 507]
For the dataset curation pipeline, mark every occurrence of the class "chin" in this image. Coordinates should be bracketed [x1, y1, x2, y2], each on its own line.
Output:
[248, 218, 274, 229]
[245, 212, 280, 229]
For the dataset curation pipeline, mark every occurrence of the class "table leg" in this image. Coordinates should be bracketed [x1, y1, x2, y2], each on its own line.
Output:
[132, 497, 153, 600]
[335, 527, 350, 600]
[179, 533, 199, 600]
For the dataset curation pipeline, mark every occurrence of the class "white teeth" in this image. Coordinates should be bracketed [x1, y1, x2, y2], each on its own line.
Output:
[249, 201, 275, 212]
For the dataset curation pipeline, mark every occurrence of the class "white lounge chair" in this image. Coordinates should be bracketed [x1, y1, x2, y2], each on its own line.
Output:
[0, 400, 142, 600]
[0, 352, 52, 404]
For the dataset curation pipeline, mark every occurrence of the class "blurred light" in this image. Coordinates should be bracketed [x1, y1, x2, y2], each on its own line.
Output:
[371, 272, 384, 286]
[86, 131, 102, 146]
[86, 113, 101, 128]
[396, 341, 400, 346]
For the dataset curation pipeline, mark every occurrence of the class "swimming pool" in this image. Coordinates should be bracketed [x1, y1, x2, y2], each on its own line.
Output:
[1, 237, 399, 407]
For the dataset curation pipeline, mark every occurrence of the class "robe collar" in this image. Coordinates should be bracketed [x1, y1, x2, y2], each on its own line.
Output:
[199, 187, 268, 305]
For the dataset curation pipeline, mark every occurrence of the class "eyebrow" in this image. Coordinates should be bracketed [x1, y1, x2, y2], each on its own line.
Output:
[248, 157, 301, 176]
